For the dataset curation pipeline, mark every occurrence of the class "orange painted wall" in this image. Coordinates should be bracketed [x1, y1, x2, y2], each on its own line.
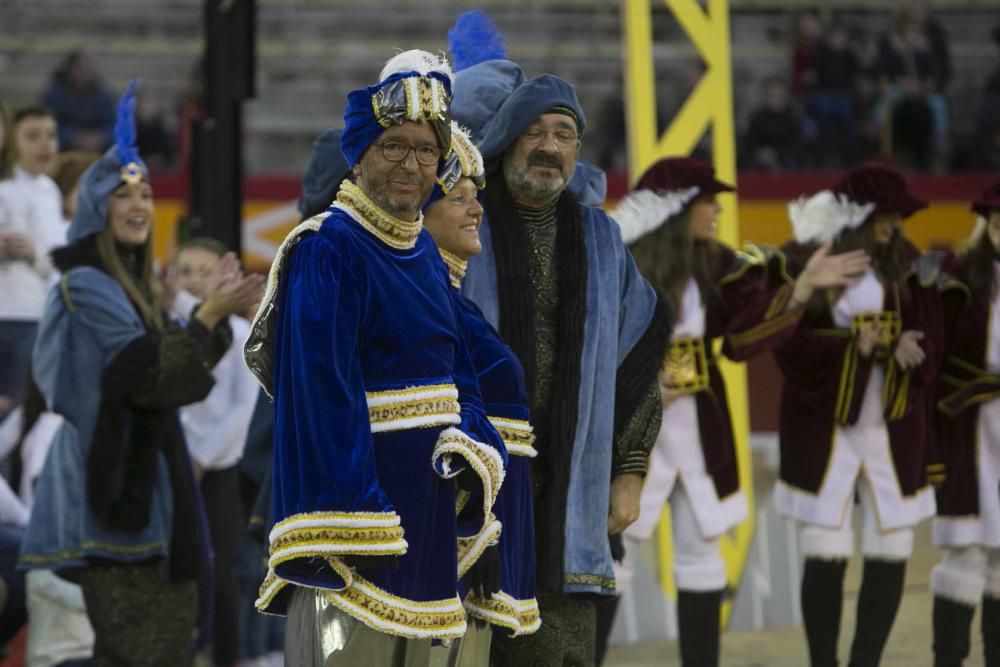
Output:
[152, 198, 981, 268]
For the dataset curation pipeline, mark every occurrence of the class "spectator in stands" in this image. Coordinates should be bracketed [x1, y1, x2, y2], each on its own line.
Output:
[0, 107, 62, 420]
[807, 22, 860, 168]
[876, 8, 949, 170]
[744, 77, 804, 171]
[169, 237, 259, 667]
[907, 4, 952, 94]
[136, 88, 174, 171]
[42, 51, 115, 153]
[595, 86, 627, 173]
[790, 12, 821, 98]
[968, 23, 1000, 170]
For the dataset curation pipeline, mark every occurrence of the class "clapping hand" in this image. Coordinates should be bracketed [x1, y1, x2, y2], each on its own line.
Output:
[195, 253, 264, 329]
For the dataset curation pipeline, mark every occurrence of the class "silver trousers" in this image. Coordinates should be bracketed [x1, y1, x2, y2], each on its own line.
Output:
[428, 620, 492, 667]
[285, 586, 433, 667]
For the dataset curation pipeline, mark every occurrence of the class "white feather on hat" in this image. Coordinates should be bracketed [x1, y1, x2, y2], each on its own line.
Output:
[450, 122, 483, 181]
[971, 215, 988, 244]
[788, 190, 875, 245]
[609, 187, 700, 244]
[379, 49, 453, 84]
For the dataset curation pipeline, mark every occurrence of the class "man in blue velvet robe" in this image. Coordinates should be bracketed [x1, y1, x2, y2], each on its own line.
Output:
[244, 51, 506, 665]
[459, 73, 672, 664]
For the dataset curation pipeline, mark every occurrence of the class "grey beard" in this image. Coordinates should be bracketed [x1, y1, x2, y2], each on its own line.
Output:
[503, 159, 571, 203]
[363, 181, 422, 219]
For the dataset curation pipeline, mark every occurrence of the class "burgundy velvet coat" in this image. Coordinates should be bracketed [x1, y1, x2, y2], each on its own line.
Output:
[687, 243, 804, 500]
[775, 242, 946, 498]
[934, 253, 992, 517]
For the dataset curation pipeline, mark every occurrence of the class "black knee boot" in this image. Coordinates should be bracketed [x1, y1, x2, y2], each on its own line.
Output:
[801, 558, 848, 667]
[677, 589, 723, 667]
[847, 559, 906, 667]
[932, 595, 975, 667]
[984, 594, 1000, 667]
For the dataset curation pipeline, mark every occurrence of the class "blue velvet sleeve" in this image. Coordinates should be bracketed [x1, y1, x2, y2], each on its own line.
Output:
[268, 233, 406, 589]
[450, 290, 508, 576]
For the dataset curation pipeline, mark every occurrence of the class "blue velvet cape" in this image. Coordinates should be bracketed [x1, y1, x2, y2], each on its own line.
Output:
[462, 205, 657, 595]
[451, 290, 540, 634]
[252, 200, 506, 640]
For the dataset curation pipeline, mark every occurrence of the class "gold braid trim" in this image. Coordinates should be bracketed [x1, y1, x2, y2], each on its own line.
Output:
[835, 337, 860, 424]
[661, 337, 710, 393]
[728, 303, 802, 350]
[258, 559, 468, 639]
[439, 248, 468, 288]
[488, 417, 537, 458]
[764, 284, 794, 320]
[365, 383, 461, 431]
[432, 428, 506, 511]
[563, 572, 617, 590]
[267, 511, 408, 569]
[882, 357, 911, 422]
[20, 539, 168, 565]
[457, 514, 501, 578]
[464, 591, 542, 635]
[335, 181, 423, 250]
[268, 525, 407, 570]
[323, 569, 467, 639]
[367, 398, 461, 429]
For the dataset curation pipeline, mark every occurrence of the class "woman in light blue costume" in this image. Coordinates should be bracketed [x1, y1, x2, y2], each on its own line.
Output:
[424, 123, 540, 665]
[244, 50, 507, 665]
[19, 80, 261, 663]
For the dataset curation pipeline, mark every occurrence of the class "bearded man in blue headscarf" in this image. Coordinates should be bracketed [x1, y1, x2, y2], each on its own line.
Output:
[244, 50, 506, 665]
[448, 11, 673, 666]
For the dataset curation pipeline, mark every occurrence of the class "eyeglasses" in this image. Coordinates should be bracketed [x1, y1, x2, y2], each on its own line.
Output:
[518, 127, 580, 148]
[375, 141, 441, 166]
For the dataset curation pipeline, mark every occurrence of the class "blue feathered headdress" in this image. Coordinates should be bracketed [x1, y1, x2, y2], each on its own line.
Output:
[68, 79, 150, 242]
[448, 10, 506, 72]
[447, 10, 524, 143]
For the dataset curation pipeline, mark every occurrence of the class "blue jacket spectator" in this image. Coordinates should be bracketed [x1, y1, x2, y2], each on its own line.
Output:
[42, 52, 115, 153]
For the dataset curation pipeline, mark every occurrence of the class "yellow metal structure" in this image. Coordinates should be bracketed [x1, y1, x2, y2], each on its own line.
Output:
[622, 0, 752, 625]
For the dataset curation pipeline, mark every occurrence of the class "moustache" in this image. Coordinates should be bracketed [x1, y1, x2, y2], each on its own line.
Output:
[389, 176, 421, 186]
[528, 153, 563, 169]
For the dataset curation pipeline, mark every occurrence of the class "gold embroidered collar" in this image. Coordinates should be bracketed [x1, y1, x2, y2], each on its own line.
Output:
[439, 248, 467, 288]
[335, 181, 422, 250]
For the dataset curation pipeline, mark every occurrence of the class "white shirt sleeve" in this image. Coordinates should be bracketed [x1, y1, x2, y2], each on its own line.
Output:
[0, 475, 29, 527]
[180, 317, 258, 469]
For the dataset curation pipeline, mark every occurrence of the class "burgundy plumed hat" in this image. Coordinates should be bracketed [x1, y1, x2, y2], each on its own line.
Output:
[831, 162, 927, 219]
[972, 179, 1000, 218]
[636, 156, 735, 196]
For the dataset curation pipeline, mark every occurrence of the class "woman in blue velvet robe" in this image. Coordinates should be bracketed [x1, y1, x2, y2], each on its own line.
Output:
[424, 124, 540, 657]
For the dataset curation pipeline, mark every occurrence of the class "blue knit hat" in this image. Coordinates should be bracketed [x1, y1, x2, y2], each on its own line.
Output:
[69, 80, 148, 242]
[477, 74, 587, 163]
